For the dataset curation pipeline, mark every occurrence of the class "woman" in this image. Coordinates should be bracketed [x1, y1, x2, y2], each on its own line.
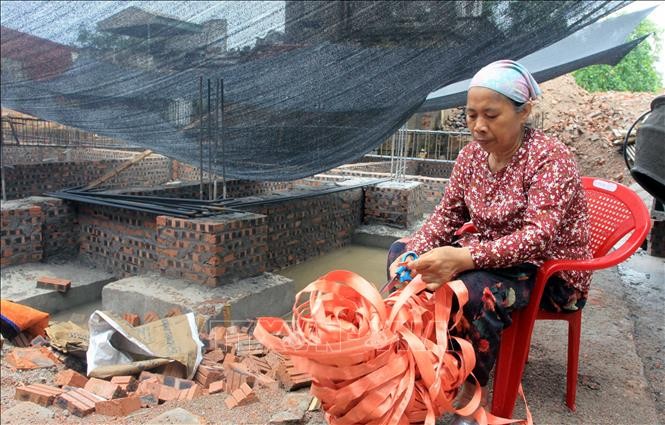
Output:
[388, 60, 591, 423]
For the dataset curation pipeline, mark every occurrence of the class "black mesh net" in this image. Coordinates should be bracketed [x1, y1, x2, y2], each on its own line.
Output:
[1, 1, 630, 180]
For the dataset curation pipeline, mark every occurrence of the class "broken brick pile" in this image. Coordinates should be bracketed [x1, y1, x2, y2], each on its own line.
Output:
[6, 319, 313, 419]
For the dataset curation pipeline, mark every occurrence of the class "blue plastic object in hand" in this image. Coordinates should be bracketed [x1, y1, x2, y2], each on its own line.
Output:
[395, 251, 418, 283]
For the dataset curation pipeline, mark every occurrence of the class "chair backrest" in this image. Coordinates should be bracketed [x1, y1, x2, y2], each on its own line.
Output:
[582, 177, 652, 259]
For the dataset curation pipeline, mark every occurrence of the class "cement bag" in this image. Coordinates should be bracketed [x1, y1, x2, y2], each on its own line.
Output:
[0, 299, 50, 339]
[87, 310, 203, 379]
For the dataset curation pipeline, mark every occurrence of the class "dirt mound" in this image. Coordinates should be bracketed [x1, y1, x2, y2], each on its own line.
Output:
[537, 74, 657, 183]
[442, 74, 658, 183]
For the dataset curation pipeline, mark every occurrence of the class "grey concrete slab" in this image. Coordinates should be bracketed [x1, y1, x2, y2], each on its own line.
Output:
[102, 272, 295, 327]
[0, 260, 115, 314]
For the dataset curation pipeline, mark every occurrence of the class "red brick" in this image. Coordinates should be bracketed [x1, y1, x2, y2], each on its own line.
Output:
[156, 361, 187, 379]
[138, 393, 159, 407]
[177, 384, 202, 401]
[15, 384, 64, 406]
[110, 375, 138, 392]
[84, 377, 125, 399]
[136, 377, 161, 398]
[6, 347, 59, 370]
[208, 380, 225, 394]
[164, 307, 182, 317]
[36, 276, 71, 292]
[143, 311, 160, 323]
[232, 383, 257, 406]
[138, 371, 164, 383]
[195, 363, 224, 388]
[158, 385, 181, 402]
[224, 394, 238, 409]
[95, 396, 141, 417]
[204, 349, 226, 364]
[55, 369, 89, 388]
[55, 388, 102, 417]
[122, 313, 140, 326]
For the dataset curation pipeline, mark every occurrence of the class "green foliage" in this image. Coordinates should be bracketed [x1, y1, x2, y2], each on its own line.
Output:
[573, 19, 662, 92]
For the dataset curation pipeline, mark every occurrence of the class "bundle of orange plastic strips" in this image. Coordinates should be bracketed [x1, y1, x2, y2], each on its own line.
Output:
[253, 269, 498, 425]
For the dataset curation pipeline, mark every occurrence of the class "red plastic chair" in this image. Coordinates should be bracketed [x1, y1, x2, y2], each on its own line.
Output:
[490, 177, 653, 417]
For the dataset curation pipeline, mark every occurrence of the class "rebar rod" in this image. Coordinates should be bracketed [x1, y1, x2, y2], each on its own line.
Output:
[199, 75, 204, 200]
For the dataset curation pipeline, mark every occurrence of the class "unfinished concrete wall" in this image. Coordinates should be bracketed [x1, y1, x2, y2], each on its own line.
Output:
[0, 197, 78, 267]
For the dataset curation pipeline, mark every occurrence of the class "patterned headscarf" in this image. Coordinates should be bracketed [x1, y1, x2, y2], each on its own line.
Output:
[469, 60, 541, 103]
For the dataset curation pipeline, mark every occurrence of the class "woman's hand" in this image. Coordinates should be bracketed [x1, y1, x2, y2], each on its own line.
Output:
[407, 246, 475, 291]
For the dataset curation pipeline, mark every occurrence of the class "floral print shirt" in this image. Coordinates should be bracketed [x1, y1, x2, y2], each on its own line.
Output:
[406, 127, 592, 293]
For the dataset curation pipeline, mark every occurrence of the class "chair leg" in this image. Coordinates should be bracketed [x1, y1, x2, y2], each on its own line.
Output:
[566, 311, 582, 412]
[492, 314, 531, 419]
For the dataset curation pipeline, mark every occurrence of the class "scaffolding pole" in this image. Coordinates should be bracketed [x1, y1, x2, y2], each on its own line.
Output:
[199, 76, 204, 200]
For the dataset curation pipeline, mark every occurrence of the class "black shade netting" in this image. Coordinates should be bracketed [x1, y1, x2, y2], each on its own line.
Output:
[1, 1, 629, 181]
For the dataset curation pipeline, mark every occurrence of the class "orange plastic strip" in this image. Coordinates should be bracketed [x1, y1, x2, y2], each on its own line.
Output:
[253, 270, 532, 425]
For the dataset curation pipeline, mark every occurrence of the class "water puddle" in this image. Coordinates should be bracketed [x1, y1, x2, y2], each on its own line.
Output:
[279, 244, 389, 292]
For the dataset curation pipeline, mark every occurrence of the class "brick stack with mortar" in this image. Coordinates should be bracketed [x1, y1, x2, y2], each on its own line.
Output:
[364, 181, 425, 229]
[248, 189, 363, 270]
[0, 201, 43, 266]
[156, 213, 268, 286]
[0, 197, 79, 267]
[78, 205, 159, 276]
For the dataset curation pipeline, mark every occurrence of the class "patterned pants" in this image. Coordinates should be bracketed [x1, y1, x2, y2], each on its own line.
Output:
[387, 241, 586, 386]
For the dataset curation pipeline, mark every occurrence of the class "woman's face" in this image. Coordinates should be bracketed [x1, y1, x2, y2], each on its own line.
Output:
[466, 87, 531, 155]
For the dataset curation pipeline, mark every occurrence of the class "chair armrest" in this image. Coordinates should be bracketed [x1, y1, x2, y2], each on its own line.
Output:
[455, 222, 477, 236]
[538, 228, 647, 280]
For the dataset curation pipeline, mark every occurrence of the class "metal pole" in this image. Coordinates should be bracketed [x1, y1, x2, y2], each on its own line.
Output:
[207, 78, 212, 200]
[220, 79, 226, 199]
[1, 113, 6, 202]
[199, 76, 204, 200]
[213, 78, 219, 200]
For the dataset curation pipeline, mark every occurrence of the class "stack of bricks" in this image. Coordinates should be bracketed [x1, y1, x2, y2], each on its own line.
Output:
[364, 181, 425, 229]
[156, 213, 268, 286]
[248, 188, 363, 271]
[78, 205, 158, 277]
[1, 200, 43, 266]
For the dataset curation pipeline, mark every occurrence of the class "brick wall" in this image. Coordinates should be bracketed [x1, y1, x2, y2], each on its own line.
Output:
[78, 205, 159, 276]
[1, 146, 144, 165]
[247, 188, 364, 270]
[416, 159, 455, 178]
[156, 213, 267, 286]
[364, 181, 425, 228]
[1, 200, 43, 266]
[322, 169, 447, 212]
[1, 156, 171, 200]
[0, 197, 78, 267]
